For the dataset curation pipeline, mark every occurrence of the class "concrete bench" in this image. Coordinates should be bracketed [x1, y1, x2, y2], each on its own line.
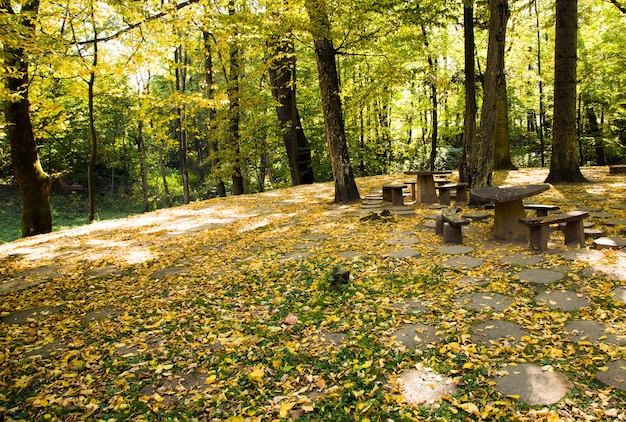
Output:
[609, 165, 626, 175]
[404, 180, 418, 201]
[523, 204, 560, 217]
[520, 210, 589, 251]
[436, 208, 470, 244]
[435, 183, 468, 205]
[485, 202, 560, 217]
[382, 184, 406, 206]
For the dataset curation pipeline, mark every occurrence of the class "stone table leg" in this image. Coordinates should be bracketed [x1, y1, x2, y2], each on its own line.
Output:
[417, 176, 438, 204]
[494, 200, 528, 241]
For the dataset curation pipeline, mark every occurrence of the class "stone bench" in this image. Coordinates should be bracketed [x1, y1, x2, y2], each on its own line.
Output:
[436, 208, 470, 244]
[523, 204, 560, 217]
[382, 184, 406, 206]
[520, 210, 589, 251]
[435, 183, 468, 205]
[404, 180, 418, 201]
[485, 203, 559, 217]
[609, 165, 626, 175]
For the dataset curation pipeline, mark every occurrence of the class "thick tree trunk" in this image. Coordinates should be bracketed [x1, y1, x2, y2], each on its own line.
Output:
[305, 0, 360, 203]
[459, 1, 476, 184]
[2, 0, 52, 237]
[469, 0, 509, 188]
[493, 79, 516, 169]
[267, 37, 315, 186]
[202, 31, 227, 197]
[545, 0, 586, 183]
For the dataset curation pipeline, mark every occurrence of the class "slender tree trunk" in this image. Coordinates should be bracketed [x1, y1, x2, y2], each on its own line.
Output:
[305, 0, 360, 203]
[158, 142, 172, 207]
[136, 118, 150, 212]
[420, 25, 438, 171]
[459, 1, 476, 184]
[228, 1, 245, 195]
[267, 36, 315, 186]
[535, 0, 546, 167]
[469, 0, 509, 188]
[87, 19, 98, 223]
[175, 46, 190, 204]
[545, 0, 587, 182]
[2, 0, 52, 237]
[202, 31, 227, 197]
[586, 105, 605, 165]
[493, 78, 516, 169]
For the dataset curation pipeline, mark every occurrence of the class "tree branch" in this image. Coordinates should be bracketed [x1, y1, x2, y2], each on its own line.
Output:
[608, 0, 626, 13]
[77, 0, 202, 45]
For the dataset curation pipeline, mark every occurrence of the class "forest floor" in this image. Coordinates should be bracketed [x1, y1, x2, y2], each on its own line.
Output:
[1, 167, 625, 421]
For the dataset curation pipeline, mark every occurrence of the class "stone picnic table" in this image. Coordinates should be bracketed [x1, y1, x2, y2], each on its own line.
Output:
[404, 170, 453, 204]
[470, 183, 550, 241]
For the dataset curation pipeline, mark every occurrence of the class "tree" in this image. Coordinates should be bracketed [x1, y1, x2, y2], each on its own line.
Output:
[469, 0, 509, 188]
[305, 0, 360, 203]
[459, 0, 476, 183]
[493, 79, 516, 169]
[1, 0, 52, 237]
[267, 35, 315, 185]
[545, 0, 586, 183]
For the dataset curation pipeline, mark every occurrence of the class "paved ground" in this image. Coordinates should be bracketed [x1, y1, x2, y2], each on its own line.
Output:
[1, 167, 625, 419]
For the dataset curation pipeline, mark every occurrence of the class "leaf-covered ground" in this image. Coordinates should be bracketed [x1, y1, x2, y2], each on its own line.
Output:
[1, 167, 625, 421]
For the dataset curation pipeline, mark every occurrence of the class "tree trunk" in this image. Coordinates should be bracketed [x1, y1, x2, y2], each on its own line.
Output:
[305, 0, 360, 203]
[158, 143, 172, 207]
[267, 36, 315, 186]
[202, 31, 227, 197]
[493, 78, 516, 169]
[87, 18, 98, 223]
[535, 0, 546, 167]
[228, 1, 245, 195]
[2, 0, 52, 237]
[136, 118, 150, 212]
[545, 0, 587, 183]
[175, 46, 190, 204]
[459, 1, 476, 184]
[469, 0, 509, 188]
[586, 105, 606, 166]
[421, 25, 438, 171]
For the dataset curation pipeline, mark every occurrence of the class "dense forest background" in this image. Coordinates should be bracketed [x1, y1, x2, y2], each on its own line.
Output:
[1, 0, 625, 239]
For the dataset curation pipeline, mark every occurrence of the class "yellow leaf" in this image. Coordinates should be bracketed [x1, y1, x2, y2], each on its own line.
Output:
[248, 365, 265, 383]
[205, 374, 217, 385]
[463, 362, 474, 369]
[459, 402, 480, 416]
[279, 402, 295, 418]
[597, 366, 609, 372]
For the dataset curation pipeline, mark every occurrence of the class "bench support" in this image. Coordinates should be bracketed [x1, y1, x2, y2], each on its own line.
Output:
[443, 222, 463, 244]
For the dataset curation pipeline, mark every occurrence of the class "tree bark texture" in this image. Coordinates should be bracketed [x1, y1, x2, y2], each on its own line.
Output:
[2, 0, 52, 237]
[203, 31, 227, 197]
[175, 45, 190, 203]
[586, 106, 606, 165]
[545, 0, 587, 183]
[267, 36, 315, 185]
[469, 0, 509, 188]
[493, 79, 516, 169]
[228, 1, 245, 195]
[459, 2, 476, 184]
[305, 0, 360, 203]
